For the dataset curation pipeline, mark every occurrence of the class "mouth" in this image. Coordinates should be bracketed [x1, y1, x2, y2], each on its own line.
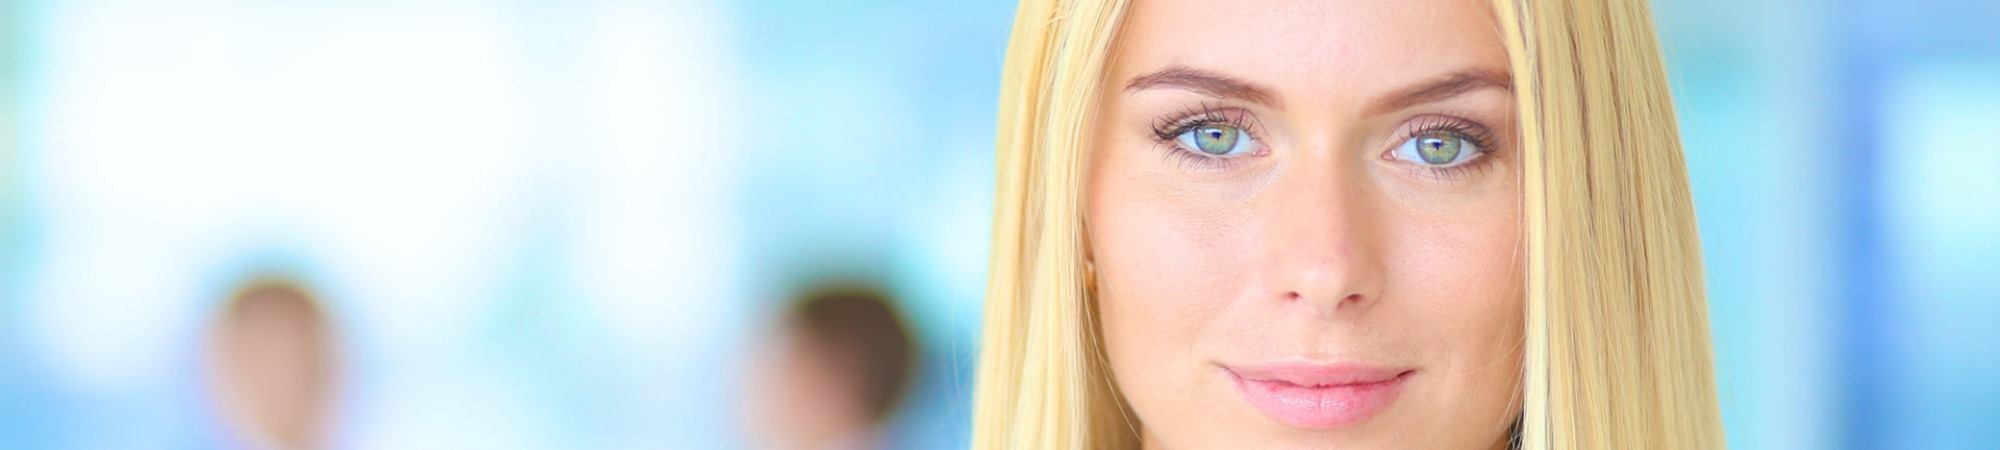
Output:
[1222, 362, 1414, 430]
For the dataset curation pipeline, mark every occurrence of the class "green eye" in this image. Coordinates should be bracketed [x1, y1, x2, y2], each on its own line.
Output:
[1414, 132, 1463, 164]
[1179, 124, 1249, 155]
[1389, 120, 1490, 171]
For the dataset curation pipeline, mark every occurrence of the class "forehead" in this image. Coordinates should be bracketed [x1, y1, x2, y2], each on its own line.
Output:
[1109, 0, 1508, 105]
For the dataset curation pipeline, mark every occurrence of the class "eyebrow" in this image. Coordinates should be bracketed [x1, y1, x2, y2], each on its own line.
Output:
[1124, 65, 1282, 109]
[1363, 68, 1513, 115]
[1122, 65, 1512, 114]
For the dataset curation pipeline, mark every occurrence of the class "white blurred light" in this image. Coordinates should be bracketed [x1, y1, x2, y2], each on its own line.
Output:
[568, 0, 742, 357]
[28, 0, 533, 391]
[26, 0, 746, 446]
[345, 361, 559, 450]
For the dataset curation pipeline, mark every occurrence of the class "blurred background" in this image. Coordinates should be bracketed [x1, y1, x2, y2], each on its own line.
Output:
[0, 0, 1993, 448]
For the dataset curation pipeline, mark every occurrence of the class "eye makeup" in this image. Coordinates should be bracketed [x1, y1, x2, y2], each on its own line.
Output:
[1381, 113, 1506, 183]
[1143, 103, 1509, 185]
[1146, 103, 1269, 172]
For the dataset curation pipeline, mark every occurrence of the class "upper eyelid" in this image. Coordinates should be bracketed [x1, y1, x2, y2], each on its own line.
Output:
[1150, 105, 1267, 142]
[1146, 109, 1502, 160]
[1397, 115, 1499, 150]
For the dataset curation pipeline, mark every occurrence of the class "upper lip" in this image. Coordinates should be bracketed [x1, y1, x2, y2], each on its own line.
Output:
[1223, 361, 1412, 387]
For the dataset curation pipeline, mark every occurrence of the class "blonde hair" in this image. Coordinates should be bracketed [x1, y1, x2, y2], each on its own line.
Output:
[971, 0, 1724, 448]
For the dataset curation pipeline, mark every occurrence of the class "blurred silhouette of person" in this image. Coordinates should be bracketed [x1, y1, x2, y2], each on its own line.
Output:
[204, 279, 339, 450]
[744, 284, 917, 450]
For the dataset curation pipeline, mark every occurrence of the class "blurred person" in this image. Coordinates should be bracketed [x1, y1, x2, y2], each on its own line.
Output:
[204, 279, 340, 450]
[743, 284, 917, 450]
[971, 0, 1722, 448]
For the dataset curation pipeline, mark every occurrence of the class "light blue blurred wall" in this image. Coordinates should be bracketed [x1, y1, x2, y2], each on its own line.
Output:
[1657, 0, 2000, 448]
[0, 0, 1013, 448]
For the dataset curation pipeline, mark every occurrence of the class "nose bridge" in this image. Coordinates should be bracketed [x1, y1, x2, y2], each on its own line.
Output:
[1272, 154, 1351, 251]
[1263, 146, 1380, 314]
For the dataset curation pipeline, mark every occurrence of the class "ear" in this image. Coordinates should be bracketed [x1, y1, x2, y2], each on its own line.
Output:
[1079, 208, 1095, 264]
[1080, 207, 1102, 295]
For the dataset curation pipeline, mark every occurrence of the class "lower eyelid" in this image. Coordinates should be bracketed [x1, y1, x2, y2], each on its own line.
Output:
[1155, 139, 1263, 173]
[1410, 152, 1500, 182]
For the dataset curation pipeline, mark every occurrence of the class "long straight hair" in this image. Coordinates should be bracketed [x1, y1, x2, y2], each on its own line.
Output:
[971, 0, 1725, 448]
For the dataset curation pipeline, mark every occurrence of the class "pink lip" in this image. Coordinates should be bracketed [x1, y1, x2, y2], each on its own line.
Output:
[1224, 362, 1413, 429]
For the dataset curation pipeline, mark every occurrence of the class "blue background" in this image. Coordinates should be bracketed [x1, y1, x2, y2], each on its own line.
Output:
[1, 0, 1995, 448]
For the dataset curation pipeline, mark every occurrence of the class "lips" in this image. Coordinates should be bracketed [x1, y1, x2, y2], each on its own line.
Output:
[1224, 362, 1413, 429]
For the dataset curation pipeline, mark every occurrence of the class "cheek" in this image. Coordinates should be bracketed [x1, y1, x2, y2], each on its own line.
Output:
[1383, 199, 1526, 424]
[1400, 221, 1522, 359]
[1392, 212, 1521, 314]
[1380, 164, 1524, 338]
[1088, 177, 1254, 412]
[1092, 195, 1246, 345]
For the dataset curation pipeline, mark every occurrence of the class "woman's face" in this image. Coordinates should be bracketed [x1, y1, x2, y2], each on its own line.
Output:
[1086, 0, 1523, 448]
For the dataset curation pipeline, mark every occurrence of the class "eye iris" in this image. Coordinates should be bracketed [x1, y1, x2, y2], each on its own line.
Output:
[1192, 125, 1240, 155]
[1416, 133, 1462, 164]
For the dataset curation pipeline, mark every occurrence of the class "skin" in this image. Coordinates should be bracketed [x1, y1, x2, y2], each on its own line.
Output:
[742, 324, 875, 450]
[1085, 0, 1525, 448]
[208, 286, 335, 450]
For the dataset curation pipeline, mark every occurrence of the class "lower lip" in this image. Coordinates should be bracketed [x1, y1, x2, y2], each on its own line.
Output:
[1227, 368, 1412, 429]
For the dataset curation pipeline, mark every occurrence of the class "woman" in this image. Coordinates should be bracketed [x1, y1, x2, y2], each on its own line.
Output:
[970, 0, 1725, 448]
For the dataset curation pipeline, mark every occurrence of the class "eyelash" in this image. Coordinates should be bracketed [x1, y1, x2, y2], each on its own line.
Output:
[1145, 106, 1505, 182]
[1148, 103, 1263, 171]
[1394, 114, 1503, 183]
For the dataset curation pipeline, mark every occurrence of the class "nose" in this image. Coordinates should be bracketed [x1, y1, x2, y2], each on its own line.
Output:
[1265, 159, 1385, 318]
